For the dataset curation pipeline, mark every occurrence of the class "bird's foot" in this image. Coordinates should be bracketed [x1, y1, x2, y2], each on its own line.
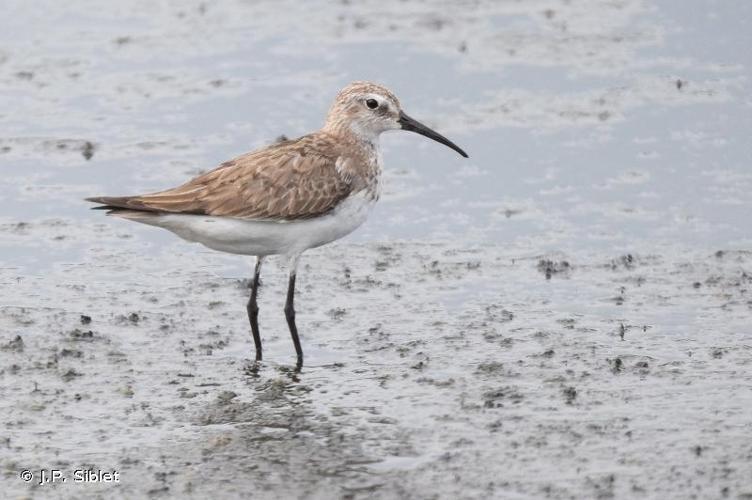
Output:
[242, 359, 263, 377]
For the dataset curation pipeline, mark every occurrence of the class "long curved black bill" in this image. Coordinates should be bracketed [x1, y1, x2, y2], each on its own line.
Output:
[398, 111, 468, 158]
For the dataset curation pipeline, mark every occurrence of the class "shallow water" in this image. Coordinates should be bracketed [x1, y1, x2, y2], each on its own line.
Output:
[1, 1, 751, 499]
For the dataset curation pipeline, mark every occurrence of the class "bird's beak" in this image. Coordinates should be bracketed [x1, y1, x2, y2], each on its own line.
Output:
[398, 111, 469, 158]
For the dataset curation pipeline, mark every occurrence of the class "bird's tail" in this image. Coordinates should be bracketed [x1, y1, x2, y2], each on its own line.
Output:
[85, 196, 162, 221]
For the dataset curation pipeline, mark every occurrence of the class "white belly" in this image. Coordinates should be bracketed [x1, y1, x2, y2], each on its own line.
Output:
[119, 190, 376, 257]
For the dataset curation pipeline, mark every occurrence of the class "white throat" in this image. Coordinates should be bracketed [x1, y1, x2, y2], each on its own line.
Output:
[347, 121, 384, 146]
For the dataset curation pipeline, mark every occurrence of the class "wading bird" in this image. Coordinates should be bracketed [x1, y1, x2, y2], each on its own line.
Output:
[87, 81, 468, 369]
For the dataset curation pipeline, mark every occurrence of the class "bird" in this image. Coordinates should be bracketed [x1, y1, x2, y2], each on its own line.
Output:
[86, 81, 468, 370]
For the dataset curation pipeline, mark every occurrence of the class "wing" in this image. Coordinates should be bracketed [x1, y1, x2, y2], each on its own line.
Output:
[87, 135, 357, 221]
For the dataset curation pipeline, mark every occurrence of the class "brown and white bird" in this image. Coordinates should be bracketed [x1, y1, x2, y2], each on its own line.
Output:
[87, 81, 468, 369]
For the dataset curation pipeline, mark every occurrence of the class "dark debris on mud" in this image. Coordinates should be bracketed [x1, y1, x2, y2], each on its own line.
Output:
[537, 259, 572, 279]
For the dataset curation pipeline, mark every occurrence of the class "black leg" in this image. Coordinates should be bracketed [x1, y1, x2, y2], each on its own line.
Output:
[247, 257, 263, 361]
[284, 271, 303, 370]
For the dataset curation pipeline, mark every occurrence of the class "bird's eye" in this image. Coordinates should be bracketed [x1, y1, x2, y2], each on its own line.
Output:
[366, 98, 379, 109]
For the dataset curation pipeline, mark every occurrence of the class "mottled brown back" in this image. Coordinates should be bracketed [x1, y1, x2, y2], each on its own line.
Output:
[87, 133, 361, 221]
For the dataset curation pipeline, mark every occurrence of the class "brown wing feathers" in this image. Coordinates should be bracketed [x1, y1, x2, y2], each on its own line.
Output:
[87, 135, 355, 221]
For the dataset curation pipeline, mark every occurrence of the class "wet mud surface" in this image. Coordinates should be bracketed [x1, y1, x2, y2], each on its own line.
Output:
[2, 0, 752, 498]
[3, 230, 752, 499]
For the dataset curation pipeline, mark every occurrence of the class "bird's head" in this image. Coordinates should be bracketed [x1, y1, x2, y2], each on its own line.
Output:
[324, 81, 468, 158]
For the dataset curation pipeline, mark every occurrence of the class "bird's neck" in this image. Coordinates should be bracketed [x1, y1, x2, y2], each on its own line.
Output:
[319, 126, 383, 201]
[322, 124, 382, 166]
